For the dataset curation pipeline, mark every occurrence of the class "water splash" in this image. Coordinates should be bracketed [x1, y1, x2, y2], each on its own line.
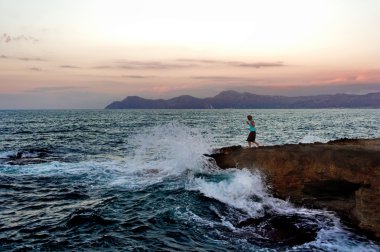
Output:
[0, 123, 213, 191]
[189, 169, 270, 217]
[125, 122, 212, 175]
[185, 167, 380, 251]
[299, 134, 328, 143]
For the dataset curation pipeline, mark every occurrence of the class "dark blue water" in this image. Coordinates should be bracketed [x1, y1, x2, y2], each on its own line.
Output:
[1, 109, 379, 251]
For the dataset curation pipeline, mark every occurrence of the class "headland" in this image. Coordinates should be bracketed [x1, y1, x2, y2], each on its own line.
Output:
[206, 138, 380, 238]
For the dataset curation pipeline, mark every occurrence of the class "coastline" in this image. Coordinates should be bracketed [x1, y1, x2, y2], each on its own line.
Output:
[206, 138, 380, 239]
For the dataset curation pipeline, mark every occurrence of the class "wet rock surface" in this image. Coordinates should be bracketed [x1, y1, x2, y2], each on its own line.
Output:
[237, 214, 319, 247]
[1, 148, 64, 165]
[207, 138, 380, 238]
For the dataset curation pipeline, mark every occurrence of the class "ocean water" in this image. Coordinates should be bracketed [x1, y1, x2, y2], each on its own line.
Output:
[0, 109, 379, 251]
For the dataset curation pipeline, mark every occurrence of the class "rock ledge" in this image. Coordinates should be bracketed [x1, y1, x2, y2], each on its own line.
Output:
[207, 138, 380, 238]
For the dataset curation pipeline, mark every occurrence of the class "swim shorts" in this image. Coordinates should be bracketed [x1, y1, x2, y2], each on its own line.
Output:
[247, 131, 256, 142]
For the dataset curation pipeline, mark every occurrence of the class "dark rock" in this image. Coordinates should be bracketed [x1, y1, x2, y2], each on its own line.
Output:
[4, 148, 63, 165]
[237, 214, 319, 247]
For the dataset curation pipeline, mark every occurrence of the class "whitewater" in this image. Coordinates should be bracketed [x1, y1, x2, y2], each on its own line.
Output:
[0, 109, 379, 251]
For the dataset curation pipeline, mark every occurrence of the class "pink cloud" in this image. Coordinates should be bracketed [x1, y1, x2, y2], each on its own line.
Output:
[178, 58, 286, 68]
[314, 69, 380, 85]
[29, 67, 43, 71]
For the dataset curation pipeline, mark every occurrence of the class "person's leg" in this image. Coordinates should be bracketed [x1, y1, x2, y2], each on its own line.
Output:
[251, 132, 258, 147]
[248, 141, 251, 148]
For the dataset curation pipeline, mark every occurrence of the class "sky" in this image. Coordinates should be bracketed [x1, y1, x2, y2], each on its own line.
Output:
[1, 0, 380, 109]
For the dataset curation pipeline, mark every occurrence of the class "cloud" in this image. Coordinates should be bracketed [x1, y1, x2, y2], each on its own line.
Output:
[0, 54, 46, 61]
[29, 67, 43, 71]
[314, 69, 380, 85]
[176, 58, 222, 64]
[178, 58, 286, 68]
[92, 59, 284, 71]
[60, 65, 80, 69]
[191, 76, 260, 82]
[228, 61, 285, 68]
[0, 33, 11, 43]
[19, 57, 45, 61]
[0, 33, 39, 43]
[94, 60, 197, 70]
[115, 60, 197, 69]
[25, 86, 84, 93]
[121, 75, 155, 79]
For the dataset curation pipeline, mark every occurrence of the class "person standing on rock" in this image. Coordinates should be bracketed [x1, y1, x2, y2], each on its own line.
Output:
[246, 115, 260, 148]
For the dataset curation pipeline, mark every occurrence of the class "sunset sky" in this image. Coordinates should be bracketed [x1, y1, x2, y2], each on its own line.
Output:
[1, 0, 380, 108]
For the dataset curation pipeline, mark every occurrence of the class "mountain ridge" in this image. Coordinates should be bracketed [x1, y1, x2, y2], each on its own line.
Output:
[105, 90, 380, 109]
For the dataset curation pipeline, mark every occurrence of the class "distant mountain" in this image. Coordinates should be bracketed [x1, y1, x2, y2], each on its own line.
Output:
[105, 90, 380, 109]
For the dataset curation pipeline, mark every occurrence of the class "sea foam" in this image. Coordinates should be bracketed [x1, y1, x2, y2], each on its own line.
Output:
[189, 169, 281, 217]
[300, 134, 328, 143]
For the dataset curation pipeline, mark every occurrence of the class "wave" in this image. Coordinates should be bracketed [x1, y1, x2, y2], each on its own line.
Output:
[189, 169, 272, 217]
[0, 123, 214, 189]
[184, 168, 380, 250]
[188, 168, 308, 218]
[299, 134, 328, 143]
[114, 122, 212, 178]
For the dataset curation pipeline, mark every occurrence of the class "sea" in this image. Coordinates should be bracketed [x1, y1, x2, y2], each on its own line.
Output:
[0, 109, 379, 251]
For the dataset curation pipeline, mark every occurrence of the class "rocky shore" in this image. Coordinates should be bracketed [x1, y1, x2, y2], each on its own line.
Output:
[206, 138, 380, 238]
